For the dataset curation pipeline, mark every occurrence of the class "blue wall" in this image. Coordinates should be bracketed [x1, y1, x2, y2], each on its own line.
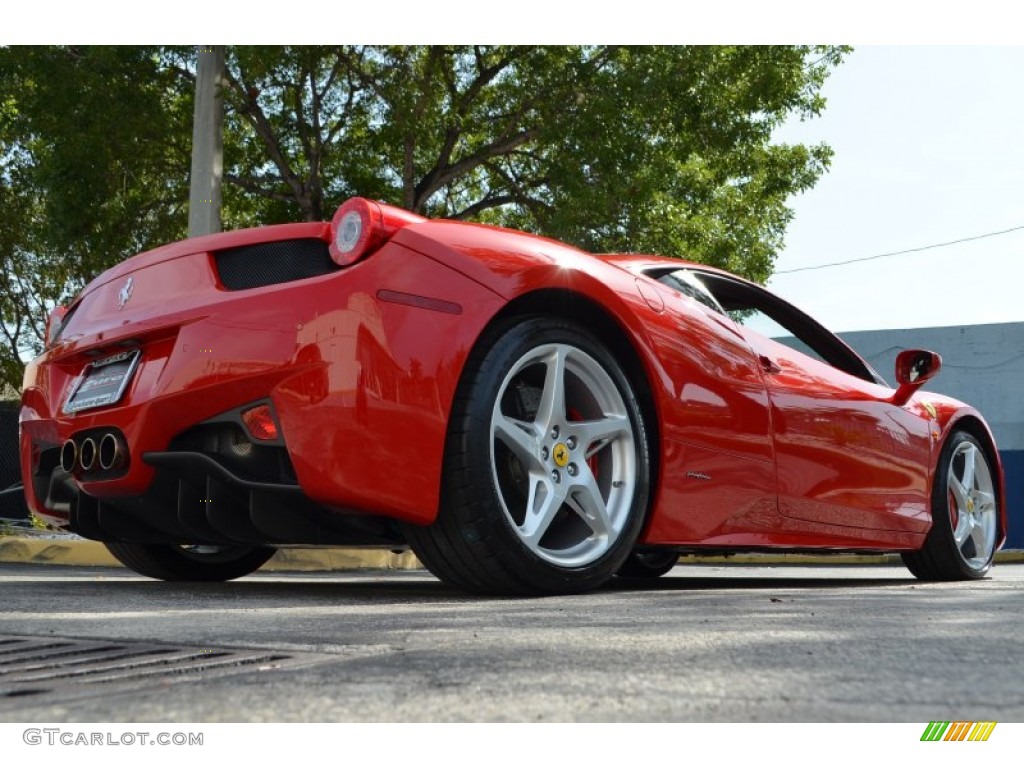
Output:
[841, 323, 1024, 551]
[999, 450, 1023, 549]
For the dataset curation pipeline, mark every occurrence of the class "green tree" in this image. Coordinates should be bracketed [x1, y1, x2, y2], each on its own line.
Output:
[0, 45, 847, 393]
[219, 45, 846, 283]
[0, 46, 192, 391]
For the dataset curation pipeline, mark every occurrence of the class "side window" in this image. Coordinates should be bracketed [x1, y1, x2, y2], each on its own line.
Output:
[689, 270, 882, 385]
[656, 270, 725, 315]
[731, 309, 832, 367]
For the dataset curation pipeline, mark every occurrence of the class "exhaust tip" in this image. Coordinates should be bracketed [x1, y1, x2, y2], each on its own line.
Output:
[60, 440, 77, 473]
[98, 433, 126, 471]
[79, 437, 97, 472]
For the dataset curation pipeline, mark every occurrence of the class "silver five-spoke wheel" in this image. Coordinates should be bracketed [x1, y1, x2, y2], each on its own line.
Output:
[902, 430, 1000, 581]
[403, 317, 650, 595]
[946, 440, 997, 571]
[491, 343, 637, 568]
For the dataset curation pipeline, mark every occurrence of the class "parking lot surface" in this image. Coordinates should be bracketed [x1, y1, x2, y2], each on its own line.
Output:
[1, 562, 1021, 722]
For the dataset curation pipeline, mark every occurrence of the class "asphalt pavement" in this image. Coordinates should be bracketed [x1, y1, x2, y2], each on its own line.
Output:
[1, 561, 1022, 722]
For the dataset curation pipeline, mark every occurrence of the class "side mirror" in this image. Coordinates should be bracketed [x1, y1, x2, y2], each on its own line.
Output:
[891, 349, 941, 406]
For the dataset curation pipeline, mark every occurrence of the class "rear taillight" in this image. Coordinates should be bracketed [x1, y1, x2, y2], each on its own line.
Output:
[241, 404, 280, 442]
[328, 197, 425, 267]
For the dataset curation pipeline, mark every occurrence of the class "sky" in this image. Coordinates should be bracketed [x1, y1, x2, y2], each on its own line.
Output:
[769, 46, 1024, 333]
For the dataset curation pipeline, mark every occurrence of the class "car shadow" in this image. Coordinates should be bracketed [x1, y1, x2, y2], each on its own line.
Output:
[604, 572, 919, 592]
[0, 562, 924, 604]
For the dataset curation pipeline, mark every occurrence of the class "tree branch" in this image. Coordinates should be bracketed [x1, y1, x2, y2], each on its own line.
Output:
[452, 194, 519, 219]
[223, 64, 313, 218]
[307, 62, 324, 219]
[414, 47, 530, 211]
[224, 173, 297, 203]
[403, 47, 444, 209]
[414, 128, 539, 209]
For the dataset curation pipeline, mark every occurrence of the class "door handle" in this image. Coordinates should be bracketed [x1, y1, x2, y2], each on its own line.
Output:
[759, 355, 782, 374]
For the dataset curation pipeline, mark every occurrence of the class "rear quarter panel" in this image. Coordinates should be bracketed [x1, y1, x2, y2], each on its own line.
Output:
[396, 223, 782, 543]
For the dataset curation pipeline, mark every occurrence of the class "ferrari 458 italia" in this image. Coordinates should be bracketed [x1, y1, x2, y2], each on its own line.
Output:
[19, 198, 1006, 593]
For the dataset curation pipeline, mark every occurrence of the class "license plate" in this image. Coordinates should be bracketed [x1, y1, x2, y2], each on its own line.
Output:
[63, 349, 142, 414]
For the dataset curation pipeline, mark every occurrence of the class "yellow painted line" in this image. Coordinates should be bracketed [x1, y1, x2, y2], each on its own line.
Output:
[0, 538, 120, 567]
[0, 537, 421, 571]
[1, 536, 1022, 571]
[980, 722, 997, 741]
[264, 548, 421, 571]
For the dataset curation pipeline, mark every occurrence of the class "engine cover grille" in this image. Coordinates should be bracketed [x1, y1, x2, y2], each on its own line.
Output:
[214, 238, 335, 290]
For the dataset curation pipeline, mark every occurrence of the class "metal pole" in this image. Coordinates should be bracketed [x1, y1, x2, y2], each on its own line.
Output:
[188, 46, 225, 237]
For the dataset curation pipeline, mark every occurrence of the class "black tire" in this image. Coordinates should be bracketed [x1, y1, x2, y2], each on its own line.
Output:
[616, 550, 678, 579]
[403, 316, 651, 595]
[902, 431, 999, 581]
[105, 542, 275, 581]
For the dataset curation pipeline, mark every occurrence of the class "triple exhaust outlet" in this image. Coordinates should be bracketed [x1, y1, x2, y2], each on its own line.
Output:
[61, 433, 127, 473]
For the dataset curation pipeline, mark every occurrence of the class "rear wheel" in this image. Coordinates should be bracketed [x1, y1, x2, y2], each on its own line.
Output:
[404, 317, 651, 595]
[105, 542, 275, 581]
[902, 431, 998, 580]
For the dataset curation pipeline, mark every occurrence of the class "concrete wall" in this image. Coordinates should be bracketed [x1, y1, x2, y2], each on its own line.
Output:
[840, 322, 1023, 548]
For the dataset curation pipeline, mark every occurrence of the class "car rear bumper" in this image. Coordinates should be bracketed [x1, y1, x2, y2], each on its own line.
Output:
[20, 240, 504, 543]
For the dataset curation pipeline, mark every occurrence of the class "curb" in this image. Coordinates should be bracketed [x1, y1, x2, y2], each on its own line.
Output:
[0, 537, 421, 571]
[1, 536, 1022, 571]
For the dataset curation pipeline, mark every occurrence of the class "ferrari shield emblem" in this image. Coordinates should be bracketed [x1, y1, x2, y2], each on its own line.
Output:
[552, 443, 570, 468]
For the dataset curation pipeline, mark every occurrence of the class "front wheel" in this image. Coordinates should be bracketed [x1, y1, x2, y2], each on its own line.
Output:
[902, 431, 999, 580]
[105, 542, 275, 581]
[404, 317, 651, 595]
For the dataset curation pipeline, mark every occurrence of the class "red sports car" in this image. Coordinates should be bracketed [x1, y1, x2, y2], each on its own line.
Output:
[19, 198, 1006, 593]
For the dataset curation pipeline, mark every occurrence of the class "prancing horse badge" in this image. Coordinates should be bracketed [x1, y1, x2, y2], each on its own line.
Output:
[117, 276, 134, 310]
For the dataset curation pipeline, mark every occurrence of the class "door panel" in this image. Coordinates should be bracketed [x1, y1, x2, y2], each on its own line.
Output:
[746, 334, 933, 534]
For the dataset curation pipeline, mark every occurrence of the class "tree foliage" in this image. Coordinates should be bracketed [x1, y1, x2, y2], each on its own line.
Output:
[219, 45, 844, 281]
[0, 46, 192, 391]
[0, 44, 848, 392]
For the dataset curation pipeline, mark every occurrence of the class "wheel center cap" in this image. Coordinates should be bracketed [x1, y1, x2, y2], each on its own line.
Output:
[552, 443, 570, 468]
[967, 498, 975, 514]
